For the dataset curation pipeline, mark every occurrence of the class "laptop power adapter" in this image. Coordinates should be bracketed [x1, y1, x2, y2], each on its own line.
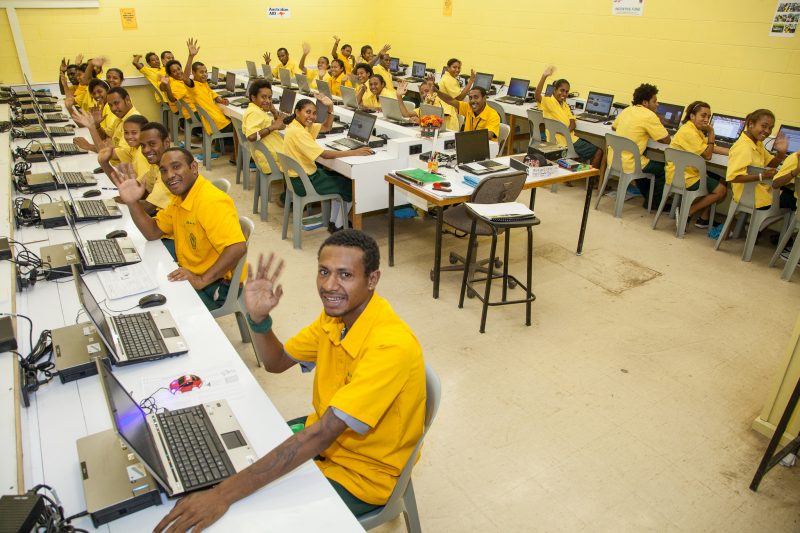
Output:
[0, 316, 17, 353]
[0, 493, 45, 532]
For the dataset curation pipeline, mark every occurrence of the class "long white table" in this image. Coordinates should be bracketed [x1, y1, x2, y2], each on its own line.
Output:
[3, 90, 363, 532]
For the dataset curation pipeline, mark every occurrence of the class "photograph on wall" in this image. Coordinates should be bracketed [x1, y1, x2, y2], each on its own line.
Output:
[770, 2, 799, 36]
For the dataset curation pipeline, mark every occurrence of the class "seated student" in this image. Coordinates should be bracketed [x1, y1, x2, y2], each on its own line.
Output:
[726, 109, 789, 213]
[298, 42, 332, 89]
[395, 80, 459, 131]
[68, 80, 118, 152]
[117, 147, 247, 311]
[242, 79, 286, 174]
[283, 96, 373, 232]
[72, 57, 105, 112]
[58, 57, 81, 95]
[346, 63, 373, 94]
[359, 44, 375, 65]
[132, 52, 168, 102]
[181, 38, 232, 136]
[105, 67, 124, 88]
[372, 53, 393, 86]
[535, 66, 602, 168]
[433, 74, 500, 141]
[357, 74, 397, 111]
[329, 59, 347, 97]
[664, 101, 729, 228]
[611, 83, 671, 207]
[160, 59, 197, 120]
[265, 47, 304, 78]
[439, 59, 467, 123]
[70, 86, 140, 161]
[331, 35, 354, 74]
[153, 231, 426, 531]
[772, 151, 799, 258]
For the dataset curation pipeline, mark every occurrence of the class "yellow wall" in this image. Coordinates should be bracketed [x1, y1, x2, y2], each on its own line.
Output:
[0, 10, 22, 85]
[2, 0, 799, 126]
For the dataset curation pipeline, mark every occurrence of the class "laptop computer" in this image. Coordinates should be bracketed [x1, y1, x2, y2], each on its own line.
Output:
[326, 111, 377, 151]
[710, 113, 745, 148]
[579, 91, 614, 123]
[20, 159, 96, 191]
[655, 102, 684, 135]
[455, 130, 510, 175]
[496, 77, 530, 105]
[473, 72, 494, 92]
[34, 113, 87, 157]
[379, 95, 416, 126]
[316, 79, 333, 100]
[208, 66, 221, 88]
[38, 159, 120, 224]
[279, 89, 296, 115]
[19, 124, 74, 138]
[246, 60, 261, 80]
[775, 124, 800, 154]
[261, 64, 274, 81]
[404, 61, 427, 83]
[295, 74, 314, 96]
[340, 85, 359, 110]
[419, 104, 448, 132]
[389, 57, 401, 74]
[19, 103, 61, 113]
[216, 72, 245, 98]
[95, 358, 254, 496]
[279, 68, 296, 89]
[74, 268, 188, 364]
[545, 84, 554, 97]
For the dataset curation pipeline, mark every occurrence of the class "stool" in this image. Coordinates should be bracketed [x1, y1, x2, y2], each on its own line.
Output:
[458, 205, 540, 333]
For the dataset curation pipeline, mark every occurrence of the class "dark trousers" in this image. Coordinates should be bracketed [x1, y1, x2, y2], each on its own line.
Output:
[635, 160, 666, 208]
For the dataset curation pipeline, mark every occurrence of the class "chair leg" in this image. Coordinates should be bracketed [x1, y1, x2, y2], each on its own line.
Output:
[203, 135, 211, 170]
[480, 230, 499, 333]
[282, 191, 291, 241]
[770, 215, 797, 267]
[651, 185, 673, 229]
[714, 204, 739, 250]
[252, 172, 261, 215]
[459, 222, 478, 308]
[742, 213, 766, 262]
[293, 200, 303, 249]
[613, 176, 630, 218]
[235, 148, 243, 185]
[234, 311, 252, 343]
[261, 174, 269, 219]
[400, 481, 422, 533]
[782, 238, 800, 281]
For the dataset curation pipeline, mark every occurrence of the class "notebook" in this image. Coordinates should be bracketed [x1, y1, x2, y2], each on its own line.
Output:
[465, 201, 535, 221]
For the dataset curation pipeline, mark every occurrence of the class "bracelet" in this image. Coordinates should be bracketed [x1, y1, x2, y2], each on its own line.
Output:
[758, 173, 763, 183]
[246, 313, 273, 333]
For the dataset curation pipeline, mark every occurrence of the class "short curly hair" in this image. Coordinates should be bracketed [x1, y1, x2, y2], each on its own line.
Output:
[632, 83, 658, 106]
[319, 229, 380, 275]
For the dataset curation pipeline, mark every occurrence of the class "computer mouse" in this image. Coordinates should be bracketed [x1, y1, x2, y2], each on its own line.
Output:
[92, 166, 103, 174]
[603, 121, 613, 125]
[169, 374, 202, 394]
[139, 293, 167, 309]
[82, 189, 102, 198]
[105, 229, 127, 239]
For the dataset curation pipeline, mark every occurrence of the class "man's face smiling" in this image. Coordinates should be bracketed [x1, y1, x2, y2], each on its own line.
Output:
[469, 89, 486, 114]
[317, 245, 379, 327]
[140, 129, 169, 165]
[159, 151, 198, 197]
[107, 92, 132, 119]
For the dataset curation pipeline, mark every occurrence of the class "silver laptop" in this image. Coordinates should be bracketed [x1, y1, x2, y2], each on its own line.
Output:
[326, 110, 377, 151]
[456, 130, 510, 175]
[261, 64, 274, 81]
[340, 85, 358, 110]
[316, 79, 332, 100]
[379, 95, 415, 126]
[95, 358, 254, 496]
[279, 89, 297, 115]
[74, 265, 188, 364]
[52, 161, 121, 221]
[295, 73, 314, 96]
[279, 67, 295, 89]
[246, 60, 260, 79]
[208, 66, 221, 88]
[580, 91, 614, 123]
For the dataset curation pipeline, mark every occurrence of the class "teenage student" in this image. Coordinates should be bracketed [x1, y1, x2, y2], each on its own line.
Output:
[117, 147, 247, 311]
[664, 101, 729, 228]
[611, 83, 671, 207]
[433, 72, 500, 141]
[71, 86, 140, 162]
[372, 54, 393, 86]
[283, 95, 373, 232]
[58, 56, 81, 95]
[66, 78, 118, 153]
[153, 232, 426, 530]
[298, 42, 332, 89]
[266, 47, 305, 78]
[132, 51, 168, 101]
[242, 79, 286, 176]
[535, 66, 602, 168]
[725, 109, 788, 211]
[160, 58, 197, 120]
[395, 80, 459, 131]
[331, 35, 354, 74]
[357, 74, 396, 111]
[346, 63, 373, 94]
[772, 150, 799, 258]
[329, 59, 347, 97]
[181, 38, 232, 135]
[439, 58, 466, 122]
[105, 68, 124, 88]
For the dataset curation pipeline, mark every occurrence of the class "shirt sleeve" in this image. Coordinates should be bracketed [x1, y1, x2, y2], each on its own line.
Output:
[242, 109, 261, 137]
[331, 407, 370, 435]
[645, 112, 669, 141]
[170, 80, 187, 100]
[299, 126, 324, 160]
[775, 153, 799, 179]
[154, 202, 176, 235]
[457, 100, 470, 117]
[198, 194, 245, 253]
[726, 142, 749, 182]
[486, 109, 501, 140]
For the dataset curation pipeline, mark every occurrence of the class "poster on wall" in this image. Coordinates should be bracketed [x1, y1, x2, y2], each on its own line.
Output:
[443, 0, 453, 16]
[119, 8, 137, 30]
[770, 2, 799, 37]
[612, 0, 644, 16]
[267, 7, 291, 18]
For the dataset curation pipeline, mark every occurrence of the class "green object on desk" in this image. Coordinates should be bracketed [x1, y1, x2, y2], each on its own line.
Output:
[396, 168, 444, 184]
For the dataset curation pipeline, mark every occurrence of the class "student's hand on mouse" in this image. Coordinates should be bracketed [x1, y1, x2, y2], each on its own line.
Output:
[352, 147, 374, 156]
[186, 37, 200, 56]
[168, 267, 206, 289]
[73, 137, 92, 151]
[542, 65, 556, 77]
[218, 97, 230, 105]
[244, 253, 285, 322]
[263, 51, 271, 64]
[774, 133, 788, 154]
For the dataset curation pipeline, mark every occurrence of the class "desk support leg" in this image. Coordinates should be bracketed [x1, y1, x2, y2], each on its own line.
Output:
[351, 181, 362, 230]
[577, 176, 594, 256]
[388, 183, 395, 267]
[507, 115, 516, 155]
[529, 188, 537, 211]
[433, 207, 443, 299]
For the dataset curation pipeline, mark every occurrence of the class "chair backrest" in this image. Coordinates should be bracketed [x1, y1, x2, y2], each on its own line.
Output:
[497, 123, 510, 154]
[176, 99, 200, 126]
[542, 117, 577, 158]
[735, 177, 783, 214]
[230, 117, 245, 144]
[239, 215, 255, 242]
[527, 108, 546, 146]
[486, 100, 507, 125]
[471, 170, 526, 204]
[251, 141, 283, 177]
[211, 178, 231, 193]
[194, 104, 223, 135]
[664, 147, 707, 192]
[605, 132, 645, 175]
[277, 152, 327, 201]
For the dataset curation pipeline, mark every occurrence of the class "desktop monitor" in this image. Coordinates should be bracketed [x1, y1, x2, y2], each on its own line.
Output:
[656, 102, 684, 130]
[473, 72, 494, 91]
[347, 111, 376, 143]
[777, 124, 800, 153]
[710, 113, 745, 141]
[279, 89, 297, 115]
[389, 57, 400, 72]
[584, 91, 614, 115]
[455, 130, 491, 164]
[411, 61, 426, 78]
[507, 78, 530, 98]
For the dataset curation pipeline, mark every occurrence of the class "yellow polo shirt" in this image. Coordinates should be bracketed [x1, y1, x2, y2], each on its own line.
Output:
[362, 86, 397, 109]
[372, 65, 392, 86]
[271, 59, 302, 78]
[336, 52, 353, 75]
[415, 96, 458, 131]
[168, 78, 197, 119]
[329, 73, 345, 97]
[539, 95, 578, 145]
[775, 153, 799, 200]
[283, 120, 323, 176]
[611, 105, 669, 173]
[132, 148, 174, 209]
[726, 133, 775, 208]
[438, 72, 461, 124]
[155, 175, 246, 283]
[307, 71, 332, 91]
[457, 100, 500, 141]
[284, 294, 426, 505]
[242, 102, 284, 173]
[139, 66, 168, 102]
[74, 85, 92, 112]
[112, 106, 141, 162]
[99, 103, 118, 137]
[188, 81, 230, 134]
[665, 121, 709, 187]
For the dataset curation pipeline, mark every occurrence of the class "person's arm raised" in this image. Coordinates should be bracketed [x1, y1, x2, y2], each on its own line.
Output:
[331, 35, 341, 59]
[454, 69, 476, 101]
[182, 38, 199, 88]
[534, 65, 555, 104]
[298, 42, 311, 74]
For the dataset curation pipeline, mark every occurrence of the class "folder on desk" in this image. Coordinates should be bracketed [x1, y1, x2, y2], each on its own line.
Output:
[395, 168, 444, 184]
[465, 202, 535, 222]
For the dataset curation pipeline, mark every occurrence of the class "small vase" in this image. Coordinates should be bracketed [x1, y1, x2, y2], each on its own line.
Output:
[420, 126, 436, 138]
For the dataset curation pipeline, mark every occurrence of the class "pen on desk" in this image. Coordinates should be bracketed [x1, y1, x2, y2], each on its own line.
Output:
[101, 187, 117, 191]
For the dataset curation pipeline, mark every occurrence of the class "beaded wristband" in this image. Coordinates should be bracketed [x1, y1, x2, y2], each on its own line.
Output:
[246, 313, 273, 333]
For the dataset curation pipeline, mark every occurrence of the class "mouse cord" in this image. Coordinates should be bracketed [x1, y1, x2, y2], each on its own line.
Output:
[139, 386, 169, 414]
[100, 299, 141, 314]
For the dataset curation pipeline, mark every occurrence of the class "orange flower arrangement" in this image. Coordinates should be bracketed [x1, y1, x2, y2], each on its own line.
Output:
[419, 115, 443, 128]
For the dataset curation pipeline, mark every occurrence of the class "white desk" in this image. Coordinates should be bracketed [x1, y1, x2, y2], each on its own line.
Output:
[4, 96, 363, 532]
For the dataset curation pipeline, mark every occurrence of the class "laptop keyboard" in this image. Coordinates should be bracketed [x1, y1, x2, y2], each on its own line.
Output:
[337, 137, 366, 150]
[75, 200, 109, 218]
[716, 140, 734, 148]
[62, 172, 88, 184]
[158, 406, 233, 489]
[111, 313, 167, 359]
[56, 143, 82, 154]
[86, 239, 125, 265]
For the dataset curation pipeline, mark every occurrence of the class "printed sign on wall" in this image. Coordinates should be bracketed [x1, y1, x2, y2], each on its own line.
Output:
[612, 0, 644, 16]
[119, 8, 137, 30]
[770, 2, 798, 37]
[443, 0, 453, 16]
[267, 7, 291, 18]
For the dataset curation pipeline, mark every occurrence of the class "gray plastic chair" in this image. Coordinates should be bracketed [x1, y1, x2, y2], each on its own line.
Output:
[230, 117, 253, 189]
[652, 147, 717, 238]
[595, 133, 655, 218]
[768, 179, 800, 280]
[250, 142, 285, 221]
[542, 118, 579, 159]
[486, 100, 507, 125]
[195, 105, 234, 170]
[358, 363, 441, 533]
[713, 175, 790, 262]
[210, 217, 256, 362]
[210, 178, 231, 193]
[526, 108, 546, 145]
[151, 87, 172, 132]
[497, 123, 510, 155]
[176, 100, 203, 152]
[278, 153, 348, 249]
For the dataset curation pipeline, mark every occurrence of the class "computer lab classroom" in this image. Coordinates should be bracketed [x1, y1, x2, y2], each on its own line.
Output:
[1, 0, 799, 531]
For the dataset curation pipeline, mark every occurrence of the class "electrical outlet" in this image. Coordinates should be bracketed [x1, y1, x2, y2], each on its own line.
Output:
[409, 144, 422, 155]
[444, 140, 455, 150]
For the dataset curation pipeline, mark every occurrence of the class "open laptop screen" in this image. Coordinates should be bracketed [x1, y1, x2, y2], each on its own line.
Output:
[225, 72, 236, 92]
[507, 78, 530, 98]
[348, 111, 376, 143]
[473, 73, 494, 91]
[279, 89, 296, 114]
[585, 92, 613, 116]
[455, 130, 491, 164]
[656, 103, 684, 130]
[315, 99, 328, 124]
[97, 359, 168, 483]
[710, 114, 744, 141]
[411, 61, 426, 78]
[246, 61, 257, 78]
[74, 269, 116, 351]
[210, 67, 219, 83]
[777, 125, 800, 153]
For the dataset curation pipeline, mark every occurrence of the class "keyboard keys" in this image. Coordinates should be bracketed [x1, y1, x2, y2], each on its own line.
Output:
[86, 239, 125, 265]
[110, 313, 167, 358]
[76, 200, 108, 218]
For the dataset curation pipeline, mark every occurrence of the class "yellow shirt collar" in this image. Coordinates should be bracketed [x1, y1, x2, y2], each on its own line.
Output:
[321, 293, 384, 357]
[177, 174, 207, 211]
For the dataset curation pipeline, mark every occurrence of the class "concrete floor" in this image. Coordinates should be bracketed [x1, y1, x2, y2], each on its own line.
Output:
[204, 159, 800, 532]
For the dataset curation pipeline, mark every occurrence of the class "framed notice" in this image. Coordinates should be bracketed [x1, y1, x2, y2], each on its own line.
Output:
[612, 0, 643, 16]
[119, 7, 137, 30]
[770, 2, 799, 37]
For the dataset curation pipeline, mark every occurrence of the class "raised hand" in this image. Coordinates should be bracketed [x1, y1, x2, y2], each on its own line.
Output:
[302, 42, 311, 55]
[244, 253, 285, 322]
[469, 69, 477, 81]
[60, 57, 68, 74]
[356, 84, 366, 97]
[263, 51, 271, 64]
[542, 65, 556, 77]
[315, 93, 333, 108]
[133, 54, 142, 63]
[379, 44, 391, 54]
[159, 75, 171, 88]
[70, 107, 96, 128]
[74, 53, 84, 65]
[186, 37, 200, 56]
[73, 137, 92, 151]
[774, 133, 788, 154]
[116, 163, 146, 204]
[333, 35, 340, 43]
[89, 105, 102, 125]
[396, 80, 409, 97]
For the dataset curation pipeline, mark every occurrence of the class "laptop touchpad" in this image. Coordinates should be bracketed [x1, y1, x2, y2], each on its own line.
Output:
[221, 430, 247, 449]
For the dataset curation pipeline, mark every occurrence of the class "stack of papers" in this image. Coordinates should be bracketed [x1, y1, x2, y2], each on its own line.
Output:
[98, 263, 158, 300]
[465, 202, 535, 222]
